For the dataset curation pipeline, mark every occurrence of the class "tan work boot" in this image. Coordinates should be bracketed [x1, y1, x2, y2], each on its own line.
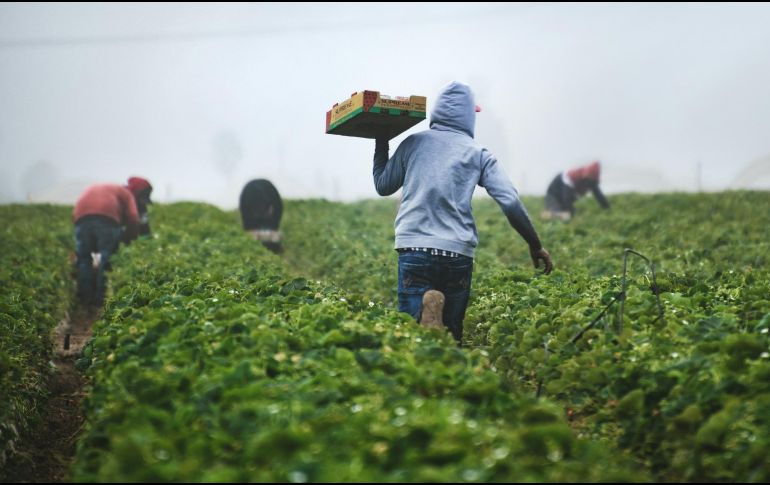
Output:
[420, 290, 445, 329]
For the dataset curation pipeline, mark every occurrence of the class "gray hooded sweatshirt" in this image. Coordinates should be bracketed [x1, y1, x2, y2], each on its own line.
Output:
[373, 81, 541, 258]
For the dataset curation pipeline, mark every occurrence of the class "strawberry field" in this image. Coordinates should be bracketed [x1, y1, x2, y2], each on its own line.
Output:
[2, 192, 770, 482]
[0, 205, 74, 469]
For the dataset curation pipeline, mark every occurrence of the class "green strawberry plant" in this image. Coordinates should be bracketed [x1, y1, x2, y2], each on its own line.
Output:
[72, 202, 642, 482]
[0, 204, 74, 472]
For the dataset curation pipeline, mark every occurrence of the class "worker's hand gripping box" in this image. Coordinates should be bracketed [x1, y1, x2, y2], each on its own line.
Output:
[325, 90, 426, 140]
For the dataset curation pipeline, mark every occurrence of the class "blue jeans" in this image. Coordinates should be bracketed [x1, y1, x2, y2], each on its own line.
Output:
[397, 250, 473, 344]
[74, 216, 122, 306]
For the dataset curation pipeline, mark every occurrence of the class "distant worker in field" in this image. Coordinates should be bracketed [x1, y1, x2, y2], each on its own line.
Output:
[543, 160, 610, 221]
[72, 177, 151, 306]
[372, 81, 553, 345]
[239, 179, 283, 253]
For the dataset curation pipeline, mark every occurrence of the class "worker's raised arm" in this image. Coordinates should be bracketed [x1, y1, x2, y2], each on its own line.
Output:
[372, 137, 408, 196]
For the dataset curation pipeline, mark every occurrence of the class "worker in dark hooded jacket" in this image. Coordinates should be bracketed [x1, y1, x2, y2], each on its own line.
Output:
[543, 160, 610, 221]
[239, 179, 283, 253]
[372, 81, 553, 344]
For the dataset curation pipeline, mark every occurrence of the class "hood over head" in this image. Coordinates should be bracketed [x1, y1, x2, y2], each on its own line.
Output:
[430, 81, 477, 138]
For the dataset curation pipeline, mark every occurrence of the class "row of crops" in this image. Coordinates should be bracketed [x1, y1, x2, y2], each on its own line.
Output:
[279, 191, 770, 481]
[71, 203, 639, 481]
[0, 205, 74, 470]
[2, 192, 769, 481]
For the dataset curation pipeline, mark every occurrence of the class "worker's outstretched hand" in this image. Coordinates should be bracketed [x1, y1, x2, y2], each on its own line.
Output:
[530, 247, 553, 275]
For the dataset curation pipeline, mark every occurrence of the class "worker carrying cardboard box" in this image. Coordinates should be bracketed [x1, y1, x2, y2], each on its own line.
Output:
[369, 81, 553, 345]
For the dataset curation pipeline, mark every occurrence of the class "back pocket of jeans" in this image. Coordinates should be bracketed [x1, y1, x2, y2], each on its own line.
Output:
[398, 262, 431, 294]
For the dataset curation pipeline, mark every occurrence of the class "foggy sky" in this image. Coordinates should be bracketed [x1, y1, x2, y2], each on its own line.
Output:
[1, 2, 770, 207]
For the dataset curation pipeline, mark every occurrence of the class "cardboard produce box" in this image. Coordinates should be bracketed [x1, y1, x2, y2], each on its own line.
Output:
[325, 90, 426, 139]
